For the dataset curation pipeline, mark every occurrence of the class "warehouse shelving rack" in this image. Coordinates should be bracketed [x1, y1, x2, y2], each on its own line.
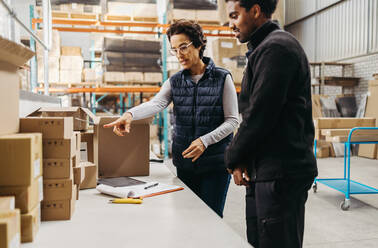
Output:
[313, 127, 378, 210]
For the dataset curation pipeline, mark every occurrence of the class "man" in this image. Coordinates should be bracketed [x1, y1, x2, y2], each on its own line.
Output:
[224, 1, 318, 248]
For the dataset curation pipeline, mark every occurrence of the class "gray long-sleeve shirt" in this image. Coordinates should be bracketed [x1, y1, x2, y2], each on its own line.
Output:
[128, 74, 239, 148]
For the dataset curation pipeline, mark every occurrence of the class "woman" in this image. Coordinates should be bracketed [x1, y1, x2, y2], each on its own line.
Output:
[104, 20, 239, 217]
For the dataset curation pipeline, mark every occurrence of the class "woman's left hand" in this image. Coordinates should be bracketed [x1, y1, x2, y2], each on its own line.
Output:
[182, 138, 206, 162]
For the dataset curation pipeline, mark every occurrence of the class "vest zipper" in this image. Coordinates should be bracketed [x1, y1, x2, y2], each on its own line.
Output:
[192, 84, 198, 138]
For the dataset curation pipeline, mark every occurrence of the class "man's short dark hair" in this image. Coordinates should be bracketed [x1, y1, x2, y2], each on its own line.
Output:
[167, 19, 207, 59]
[225, 0, 278, 18]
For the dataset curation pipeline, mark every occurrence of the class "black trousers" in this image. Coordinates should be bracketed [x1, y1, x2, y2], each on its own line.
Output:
[246, 177, 314, 248]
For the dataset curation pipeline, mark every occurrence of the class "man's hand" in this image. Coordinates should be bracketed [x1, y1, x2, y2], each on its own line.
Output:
[103, 112, 133, 136]
[231, 168, 250, 187]
[182, 138, 206, 162]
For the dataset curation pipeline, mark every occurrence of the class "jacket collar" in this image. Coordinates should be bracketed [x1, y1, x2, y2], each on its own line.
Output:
[182, 56, 215, 80]
[246, 20, 280, 55]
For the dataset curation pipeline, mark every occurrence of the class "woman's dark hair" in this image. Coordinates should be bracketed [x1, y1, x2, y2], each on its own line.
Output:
[167, 19, 207, 59]
[225, 0, 278, 18]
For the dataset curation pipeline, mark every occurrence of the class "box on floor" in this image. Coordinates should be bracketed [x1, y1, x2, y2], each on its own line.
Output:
[41, 187, 76, 221]
[0, 209, 21, 248]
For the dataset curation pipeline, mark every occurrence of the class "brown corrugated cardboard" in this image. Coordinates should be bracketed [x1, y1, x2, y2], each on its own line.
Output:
[0, 197, 15, 210]
[0, 177, 43, 214]
[0, 37, 34, 136]
[0, 209, 21, 248]
[20, 205, 40, 243]
[61, 46, 82, 56]
[75, 132, 81, 165]
[314, 118, 376, 129]
[80, 162, 97, 189]
[41, 187, 76, 221]
[81, 130, 96, 163]
[0, 133, 42, 186]
[43, 179, 73, 201]
[20, 117, 73, 139]
[43, 158, 73, 180]
[316, 147, 330, 158]
[73, 165, 85, 186]
[43, 134, 76, 159]
[97, 117, 150, 178]
[28, 107, 96, 131]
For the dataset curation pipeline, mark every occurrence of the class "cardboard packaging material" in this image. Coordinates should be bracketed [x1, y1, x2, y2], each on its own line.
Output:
[80, 130, 96, 163]
[124, 72, 143, 82]
[211, 38, 246, 66]
[316, 146, 330, 158]
[20, 205, 40, 243]
[97, 117, 150, 178]
[79, 162, 97, 190]
[83, 68, 99, 82]
[75, 132, 81, 162]
[0, 177, 43, 214]
[43, 179, 73, 201]
[28, 107, 96, 131]
[60, 56, 83, 71]
[0, 133, 42, 186]
[41, 187, 76, 221]
[74, 165, 85, 186]
[104, 71, 125, 83]
[20, 117, 73, 139]
[61, 46, 82, 56]
[0, 196, 15, 210]
[0, 209, 21, 248]
[60, 69, 82, 83]
[43, 158, 73, 180]
[0, 37, 34, 136]
[43, 134, 76, 159]
[144, 72, 162, 82]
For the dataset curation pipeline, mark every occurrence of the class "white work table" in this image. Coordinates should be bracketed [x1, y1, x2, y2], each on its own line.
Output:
[22, 162, 251, 248]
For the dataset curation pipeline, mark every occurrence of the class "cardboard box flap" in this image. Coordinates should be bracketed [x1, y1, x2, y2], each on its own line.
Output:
[27, 107, 98, 124]
[98, 116, 152, 125]
[81, 107, 99, 124]
[0, 36, 34, 67]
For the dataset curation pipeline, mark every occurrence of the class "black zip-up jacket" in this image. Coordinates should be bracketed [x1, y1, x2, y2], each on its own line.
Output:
[225, 21, 318, 181]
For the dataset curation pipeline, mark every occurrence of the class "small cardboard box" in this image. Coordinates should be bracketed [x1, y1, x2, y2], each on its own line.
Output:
[0, 36, 34, 136]
[0, 197, 15, 211]
[20, 117, 73, 139]
[0, 177, 43, 214]
[61, 46, 82, 56]
[43, 158, 73, 180]
[0, 209, 21, 248]
[43, 179, 73, 201]
[0, 133, 43, 186]
[28, 107, 96, 131]
[80, 130, 96, 163]
[73, 164, 85, 186]
[20, 205, 40, 243]
[79, 162, 97, 190]
[41, 187, 76, 221]
[43, 134, 76, 159]
[97, 117, 150, 178]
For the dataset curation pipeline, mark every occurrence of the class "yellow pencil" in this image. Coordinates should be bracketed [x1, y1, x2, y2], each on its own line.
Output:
[109, 198, 143, 204]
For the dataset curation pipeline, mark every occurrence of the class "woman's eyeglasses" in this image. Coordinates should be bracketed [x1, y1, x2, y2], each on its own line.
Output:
[169, 42, 193, 56]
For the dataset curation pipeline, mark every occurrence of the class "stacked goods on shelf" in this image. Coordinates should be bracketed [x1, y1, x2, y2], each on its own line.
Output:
[211, 38, 247, 85]
[106, 2, 157, 22]
[36, 30, 61, 84]
[60, 46, 84, 83]
[359, 79, 378, 159]
[314, 118, 377, 158]
[169, 0, 219, 24]
[103, 37, 162, 84]
[0, 37, 35, 245]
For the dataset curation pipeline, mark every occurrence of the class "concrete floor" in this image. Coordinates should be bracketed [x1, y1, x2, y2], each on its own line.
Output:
[223, 157, 378, 248]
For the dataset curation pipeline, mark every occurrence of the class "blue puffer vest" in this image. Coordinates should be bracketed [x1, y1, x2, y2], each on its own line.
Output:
[170, 57, 233, 173]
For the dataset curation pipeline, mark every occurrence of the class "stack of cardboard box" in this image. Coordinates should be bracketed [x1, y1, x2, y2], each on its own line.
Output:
[19, 117, 77, 221]
[0, 36, 36, 246]
[60, 47, 84, 83]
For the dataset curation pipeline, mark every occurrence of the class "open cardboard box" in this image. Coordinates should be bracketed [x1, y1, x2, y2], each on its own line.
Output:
[96, 117, 151, 178]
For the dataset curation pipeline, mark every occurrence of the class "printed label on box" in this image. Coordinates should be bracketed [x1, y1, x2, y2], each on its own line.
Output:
[34, 159, 41, 178]
[38, 177, 43, 202]
[221, 42, 233, 49]
[10, 197, 15, 210]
